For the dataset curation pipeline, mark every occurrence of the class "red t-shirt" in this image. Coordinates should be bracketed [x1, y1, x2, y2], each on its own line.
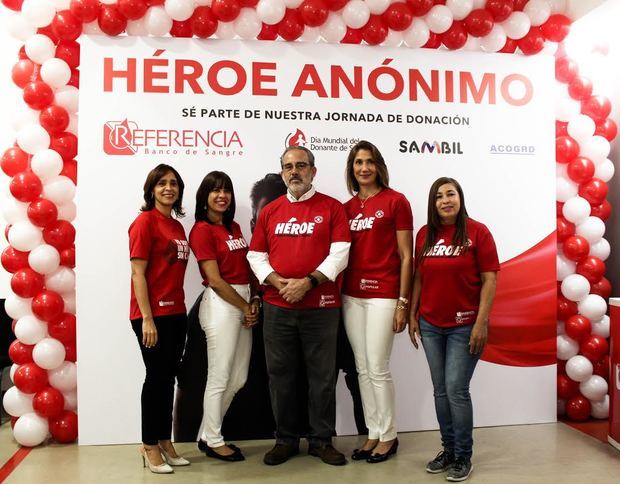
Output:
[189, 221, 250, 287]
[416, 218, 499, 328]
[128, 209, 189, 320]
[250, 192, 351, 309]
[343, 188, 413, 299]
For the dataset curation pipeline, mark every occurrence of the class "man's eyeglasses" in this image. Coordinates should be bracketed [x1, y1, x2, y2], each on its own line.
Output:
[281, 162, 311, 172]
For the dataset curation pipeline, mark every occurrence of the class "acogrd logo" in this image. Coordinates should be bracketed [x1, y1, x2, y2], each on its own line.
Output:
[398, 140, 463, 155]
[104, 119, 139, 155]
[490, 144, 536, 155]
[285, 128, 308, 148]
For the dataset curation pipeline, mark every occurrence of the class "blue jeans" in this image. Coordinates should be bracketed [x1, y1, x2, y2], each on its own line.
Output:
[419, 318, 480, 459]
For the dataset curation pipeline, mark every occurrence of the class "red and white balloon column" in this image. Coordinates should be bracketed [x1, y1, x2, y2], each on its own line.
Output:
[0, 0, 611, 446]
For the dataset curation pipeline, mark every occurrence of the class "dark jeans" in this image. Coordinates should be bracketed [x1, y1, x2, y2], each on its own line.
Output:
[263, 303, 339, 448]
[131, 313, 187, 445]
[419, 317, 480, 459]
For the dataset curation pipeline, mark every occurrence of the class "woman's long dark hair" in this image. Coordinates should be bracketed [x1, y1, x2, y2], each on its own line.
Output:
[141, 164, 185, 217]
[195, 171, 236, 232]
[417, 177, 469, 267]
[345, 140, 390, 195]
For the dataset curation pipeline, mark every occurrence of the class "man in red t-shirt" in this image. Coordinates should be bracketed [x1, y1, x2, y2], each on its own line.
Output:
[248, 146, 351, 466]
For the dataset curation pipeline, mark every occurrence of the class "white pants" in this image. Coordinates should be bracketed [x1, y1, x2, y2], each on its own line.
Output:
[197, 285, 252, 447]
[343, 295, 397, 442]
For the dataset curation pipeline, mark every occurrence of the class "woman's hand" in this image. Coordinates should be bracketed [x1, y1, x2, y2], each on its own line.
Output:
[242, 303, 259, 328]
[393, 306, 408, 333]
[408, 317, 421, 349]
[142, 316, 158, 348]
[469, 321, 488, 354]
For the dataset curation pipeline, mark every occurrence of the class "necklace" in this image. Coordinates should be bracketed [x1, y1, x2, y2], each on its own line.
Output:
[358, 188, 381, 208]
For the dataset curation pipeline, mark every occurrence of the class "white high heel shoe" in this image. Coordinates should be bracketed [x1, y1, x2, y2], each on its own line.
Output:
[160, 448, 190, 466]
[139, 446, 174, 474]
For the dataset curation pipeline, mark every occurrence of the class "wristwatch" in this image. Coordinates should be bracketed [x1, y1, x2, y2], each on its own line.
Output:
[306, 274, 319, 288]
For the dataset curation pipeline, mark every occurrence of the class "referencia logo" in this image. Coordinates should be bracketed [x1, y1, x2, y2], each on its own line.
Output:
[490, 144, 536, 155]
[398, 140, 464, 155]
[103, 119, 244, 157]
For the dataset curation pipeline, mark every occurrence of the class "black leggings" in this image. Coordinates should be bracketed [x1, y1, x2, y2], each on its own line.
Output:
[131, 313, 187, 445]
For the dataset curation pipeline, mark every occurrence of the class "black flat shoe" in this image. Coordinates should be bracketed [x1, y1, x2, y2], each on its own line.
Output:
[366, 439, 398, 464]
[198, 441, 244, 462]
[351, 448, 374, 461]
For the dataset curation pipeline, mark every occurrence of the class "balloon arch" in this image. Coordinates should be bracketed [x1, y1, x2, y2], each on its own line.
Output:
[0, 0, 616, 446]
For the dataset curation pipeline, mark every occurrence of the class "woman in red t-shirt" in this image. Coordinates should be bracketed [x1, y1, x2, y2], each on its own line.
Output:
[409, 177, 499, 482]
[189, 171, 259, 462]
[128, 164, 190, 473]
[342, 141, 413, 463]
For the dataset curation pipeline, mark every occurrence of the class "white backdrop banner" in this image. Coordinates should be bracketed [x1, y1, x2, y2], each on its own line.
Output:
[77, 36, 556, 445]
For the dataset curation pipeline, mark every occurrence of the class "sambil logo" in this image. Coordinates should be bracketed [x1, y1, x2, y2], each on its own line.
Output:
[285, 128, 308, 147]
[398, 140, 463, 155]
[104, 119, 138, 155]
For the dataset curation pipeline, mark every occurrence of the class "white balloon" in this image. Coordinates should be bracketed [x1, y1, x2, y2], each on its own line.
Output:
[13, 412, 49, 447]
[540, 40, 558, 55]
[575, 216, 605, 244]
[24, 34, 57, 64]
[460, 36, 481, 51]
[299, 26, 321, 43]
[145, 7, 174, 37]
[589, 238, 610, 261]
[567, 115, 596, 144]
[591, 394, 609, 419]
[67, 115, 79, 135]
[54, 86, 80, 114]
[557, 334, 579, 360]
[257, 0, 286, 25]
[164, 0, 195, 21]
[480, 24, 507, 53]
[501, 11, 531, 40]
[6, 13, 37, 41]
[100, 0, 118, 4]
[283, 0, 303, 7]
[10, 103, 40, 133]
[381, 30, 403, 48]
[523, 0, 551, 26]
[57, 201, 77, 222]
[471, 0, 485, 7]
[320, 13, 347, 43]
[126, 17, 149, 36]
[425, 5, 453, 34]
[562, 196, 590, 224]
[403, 18, 430, 48]
[43, 175, 76, 205]
[22, 0, 57, 28]
[51, 0, 71, 8]
[48, 361, 78, 392]
[5, 294, 33, 320]
[591, 315, 610, 339]
[565, 355, 593, 382]
[63, 292, 77, 314]
[549, 0, 567, 14]
[594, 159, 614, 182]
[366, 0, 390, 15]
[10, 363, 19, 383]
[40, 58, 72, 89]
[8, 221, 43, 252]
[63, 389, 78, 411]
[195, 0, 212, 5]
[31, 149, 64, 182]
[561, 274, 590, 302]
[556, 176, 578, 203]
[215, 21, 236, 39]
[16, 125, 51, 155]
[15, 315, 48, 345]
[577, 294, 607, 321]
[580, 375, 608, 402]
[342, 0, 371, 29]
[446, 0, 473, 21]
[556, 162, 567, 178]
[33, 338, 67, 370]
[579, 136, 610, 164]
[555, 97, 581, 122]
[2, 387, 34, 417]
[45, 267, 76, 294]
[556, 254, 575, 281]
[234, 8, 262, 39]
[556, 320, 565, 335]
[82, 20, 104, 35]
[1, 198, 29, 225]
[28, 244, 61, 275]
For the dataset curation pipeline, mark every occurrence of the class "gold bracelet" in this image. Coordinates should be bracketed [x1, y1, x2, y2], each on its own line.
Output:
[396, 304, 407, 310]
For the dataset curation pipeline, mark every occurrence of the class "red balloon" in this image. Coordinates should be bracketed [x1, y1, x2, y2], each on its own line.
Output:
[61, 159, 77, 184]
[257, 22, 278, 40]
[12, 60, 39, 89]
[23, 81, 54, 110]
[37, 25, 59, 43]
[557, 373, 580, 400]
[13, 363, 49, 394]
[498, 37, 517, 53]
[593, 355, 609, 381]
[98, 4, 127, 36]
[278, 9, 304, 41]
[590, 277, 612, 300]
[513, 0, 528, 10]
[325, 0, 347, 11]
[567, 75, 593, 101]
[28, 198, 59, 228]
[55, 41, 81, 70]
[32, 290, 65, 322]
[557, 216, 575, 243]
[581, 95, 611, 121]
[576, 256, 606, 284]
[60, 247, 76, 268]
[566, 157, 594, 184]
[485, 0, 514, 22]
[299, 0, 329, 27]
[540, 14, 571, 42]
[43, 220, 76, 251]
[70, 0, 100, 23]
[406, 0, 433, 16]
[64, 341, 77, 362]
[10, 171, 43, 203]
[556, 201, 564, 217]
[239, 0, 258, 6]
[341, 27, 363, 44]
[594, 118, 617, 142]
[5, 225, 11, 244]
[170, 20, 193, 37]
[117, 0, 148, 20]
[52, 10, 82, 42]
[11, 268, 45, 298]
[555, 135, 579, 163]
[362, 15, 388, 46]
[189, 6, 218, 37]
[33, 387, 65, 419]
[49, 313, 77, 343]
[68, 68, 80, 88]
[39, 105, 70, 136]
[580, 334, 609, 363]
[147, 0, 164, 4]
[557, 359, 566, 375]
[441, 21, 468, 50]
[517, 27, 544, 55]
[557, 295, 578, 321]
[1, 246, 30, 273]
[578, 178, 608, 206]
[556, 120, 568, 137]
[423, 31, 442, 49]
[2, 0, 23, 11]
[211, 0, 241, 22]
[9, 340, 34, 365]
[18, 46, 28, 60]
[566, 394, 591, 422]
[50, 132, 78, 162]
[1, 146, 29, 177]
[382, 3, 413, 32]
[562, 235, 590, 263]
[564, 315, 592, 342]
[50, 410, 78, 443]
[555, 57, 578, 83]
[464, 9, 494, 37]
